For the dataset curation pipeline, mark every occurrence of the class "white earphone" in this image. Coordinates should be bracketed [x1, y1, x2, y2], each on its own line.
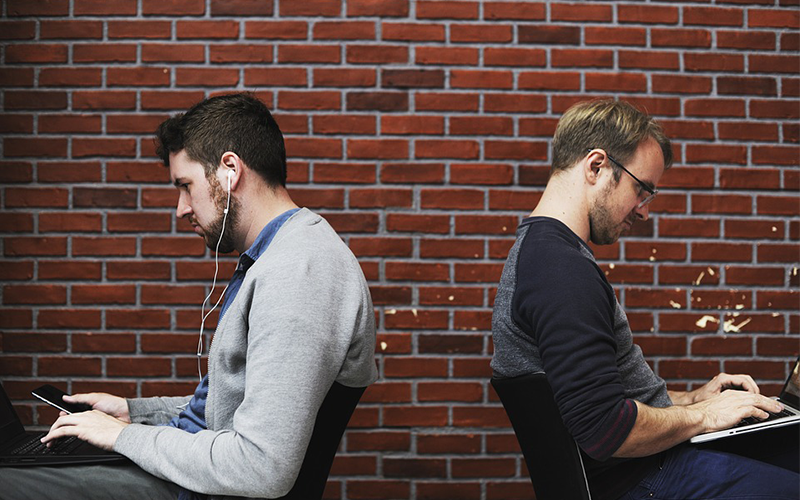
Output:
[197, 168, 235, 380]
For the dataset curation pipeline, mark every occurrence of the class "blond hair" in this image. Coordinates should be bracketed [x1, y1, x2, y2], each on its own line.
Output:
[551, 99, 672, 179]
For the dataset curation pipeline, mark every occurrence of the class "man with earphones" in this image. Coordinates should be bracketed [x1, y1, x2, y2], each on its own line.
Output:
[4, 93, 378, 499]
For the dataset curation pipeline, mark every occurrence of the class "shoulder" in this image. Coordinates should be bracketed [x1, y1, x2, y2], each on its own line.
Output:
[513, 219, 615, 321]
[249, 209, 365, 288]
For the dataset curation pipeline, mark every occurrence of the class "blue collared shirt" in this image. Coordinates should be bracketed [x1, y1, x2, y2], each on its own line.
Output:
[166, 208, 300, 499]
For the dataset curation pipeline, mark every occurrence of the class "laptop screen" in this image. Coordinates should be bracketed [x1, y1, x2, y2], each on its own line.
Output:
[780, 358, 800, 409]
[0, 383, 26, 442]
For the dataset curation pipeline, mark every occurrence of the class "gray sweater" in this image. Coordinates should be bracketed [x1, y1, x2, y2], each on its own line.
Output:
[115, 209, 378, 499]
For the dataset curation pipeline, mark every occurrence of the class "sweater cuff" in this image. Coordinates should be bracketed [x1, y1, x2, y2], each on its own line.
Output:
[581, 398, 638, 461]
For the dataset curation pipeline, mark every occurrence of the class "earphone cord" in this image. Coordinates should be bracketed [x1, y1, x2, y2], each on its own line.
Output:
[197, 183, 232, 381]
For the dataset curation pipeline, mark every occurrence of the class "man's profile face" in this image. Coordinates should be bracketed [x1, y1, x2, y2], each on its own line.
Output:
[169, 150, 239, 253]
[589, 138, 665, 245]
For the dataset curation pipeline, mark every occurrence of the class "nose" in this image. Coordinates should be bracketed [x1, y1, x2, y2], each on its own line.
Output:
[634, 203, 649, 222]
[176, 192, 192, 219]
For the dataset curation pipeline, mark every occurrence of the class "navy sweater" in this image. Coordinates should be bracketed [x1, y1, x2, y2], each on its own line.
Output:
[491, 217, 672, 499]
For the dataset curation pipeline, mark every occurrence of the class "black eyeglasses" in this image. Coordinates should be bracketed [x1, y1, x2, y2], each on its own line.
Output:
[587, 149, 658, 208]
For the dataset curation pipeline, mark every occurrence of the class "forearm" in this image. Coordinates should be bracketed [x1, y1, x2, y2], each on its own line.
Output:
[613, 400, 704, 457]
[668, 389, 696, 406]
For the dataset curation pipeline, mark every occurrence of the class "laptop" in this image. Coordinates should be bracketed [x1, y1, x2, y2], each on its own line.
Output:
[690, 357, 800, 444]
[0, 382, 127, 466]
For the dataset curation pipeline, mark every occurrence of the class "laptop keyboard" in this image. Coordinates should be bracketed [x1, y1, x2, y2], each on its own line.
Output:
[736, 407, 794, 427]
[11, 433, 82, 456]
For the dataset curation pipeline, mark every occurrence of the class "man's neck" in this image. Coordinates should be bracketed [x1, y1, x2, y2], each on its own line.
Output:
[236, 187, 299, 253]
[530, 172, 590, 243]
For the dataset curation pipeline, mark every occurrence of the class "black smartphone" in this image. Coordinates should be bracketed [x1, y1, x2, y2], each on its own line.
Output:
[31, 384, 92, 414]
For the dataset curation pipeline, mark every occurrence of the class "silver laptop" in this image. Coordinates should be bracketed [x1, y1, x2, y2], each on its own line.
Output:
[690, 357, 800, 444]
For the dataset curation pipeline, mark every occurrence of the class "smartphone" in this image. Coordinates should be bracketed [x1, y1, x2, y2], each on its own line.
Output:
[31, 384, 92, 414]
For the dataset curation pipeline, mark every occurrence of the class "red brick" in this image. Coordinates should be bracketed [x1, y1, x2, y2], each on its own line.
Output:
[751, 99, 800, 119]
[416, 47, 479, 65]
[451, 70, 513, 90]
[348, 92, 409, 112]
[417, 1, 478, 20]
[386, 214, 449, 234]
[519, 25, 580, 44]
[757, 195, 800, 216]
[717, 30, 775, 50]
[347, 480, 410, 499]
[0, 67, 34, 87]
[279, 44, 341, 63]
[107, 20, 171, 39]
[653, 75, 713, 94]
[725, 266, 785, 286]
[484, 48, 545, 68]
[383, 406, 448, 427]
[382, 69, 445, 88]
[450, 24, 512, 43]
[176, 20, 239, 39]
[4, 138, 67, 157]
[7, 0, 70, 17]
[382, 22, 445, 42]
[385, 262, 449, 282]
[314, 20, 375, 40]
[416, 139, 479, 160]
[73, 43, 137, 63]
[348, 139, 408, 160]
[347, 45, 408, 64]
[691, 243, 752, 262]
[718, 76, 777, 96]
[484, 94, 547, 113]
[552, 49, 614, 68]
[348, 0, 408, 17]
[749, 9, 800, 29]
[5, 91, 67, 110]
[141, 0, 204, 15]
[210, 0, 273, 16]
[618, 4, 679, 24]
[758, 244, 800, 263]
[416, 92, 480, 112]
[652, 29, 711, 48]
[484, 2, 545, 20]
[419, 238, 484, 258]
[684, 6, 744, 26]
[40, 20, 102, 39]
[685, 98, 746, 118]
[245, 21, 306, 39]
[210, 45, 273, 63]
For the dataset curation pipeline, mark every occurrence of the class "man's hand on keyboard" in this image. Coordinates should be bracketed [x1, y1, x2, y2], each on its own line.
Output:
[40, 410, 129, 452]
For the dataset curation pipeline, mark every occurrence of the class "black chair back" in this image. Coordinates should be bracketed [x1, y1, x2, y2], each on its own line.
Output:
[278, 381, 366, 500]
[491, 373, 592, 500]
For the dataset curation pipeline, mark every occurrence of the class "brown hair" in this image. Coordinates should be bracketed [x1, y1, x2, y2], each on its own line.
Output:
[155, 92, 287, 188]
[551, 99, 672, 180]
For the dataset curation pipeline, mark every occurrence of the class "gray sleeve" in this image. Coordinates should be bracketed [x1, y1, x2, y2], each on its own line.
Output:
[114, 222, 377, 498]
[126, 396, 192, 425]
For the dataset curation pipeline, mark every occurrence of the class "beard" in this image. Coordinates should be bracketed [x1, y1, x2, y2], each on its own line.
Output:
[588, 182, 627, 246]
[195, 175, 240, 254]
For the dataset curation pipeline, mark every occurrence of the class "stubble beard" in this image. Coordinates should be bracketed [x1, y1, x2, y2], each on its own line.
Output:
[199, 176, 240, 254]
[588, 182, 625, 246]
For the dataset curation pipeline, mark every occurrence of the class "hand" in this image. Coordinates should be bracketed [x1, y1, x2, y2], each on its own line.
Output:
[693, 389, 783, 434]
[41, 410, 129, 452]
[64, 392, 130, 423]
[688, 373, 760, 404]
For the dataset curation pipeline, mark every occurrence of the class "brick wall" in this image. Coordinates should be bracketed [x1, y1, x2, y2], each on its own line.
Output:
[1, 0, 798, 498]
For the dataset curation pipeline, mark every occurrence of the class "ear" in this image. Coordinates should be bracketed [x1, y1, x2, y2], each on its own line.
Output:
[584, 149, 606, 186]
[218, 152, 242, 192]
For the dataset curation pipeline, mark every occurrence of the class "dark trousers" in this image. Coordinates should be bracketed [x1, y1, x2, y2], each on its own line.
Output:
[620, 425, 799, 500]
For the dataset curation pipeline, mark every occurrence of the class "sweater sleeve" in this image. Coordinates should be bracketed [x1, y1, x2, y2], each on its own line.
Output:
[114, 219, 377, 498]
[513, 236, 637, 461]
[126, 396, 192, 426]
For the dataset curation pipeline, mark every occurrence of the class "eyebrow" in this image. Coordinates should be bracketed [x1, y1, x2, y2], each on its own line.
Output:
[172, 177, 188, 188]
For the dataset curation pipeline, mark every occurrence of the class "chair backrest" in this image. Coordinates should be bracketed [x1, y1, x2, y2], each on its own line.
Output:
[491, 373, 592, 500]
[278, 381, 366, 500]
